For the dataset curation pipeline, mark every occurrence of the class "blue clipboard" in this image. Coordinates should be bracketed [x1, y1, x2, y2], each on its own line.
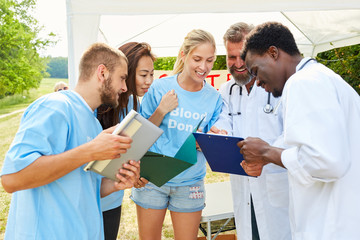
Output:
[193, 132, 249, 176]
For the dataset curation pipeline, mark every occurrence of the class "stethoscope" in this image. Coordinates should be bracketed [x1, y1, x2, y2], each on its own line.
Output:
[227, 58, 317, 116]
[228, 83, 273, 116]
[298, 58, 316, 71]
[228, 83, 242, 116]
[263, 92, 273, 113]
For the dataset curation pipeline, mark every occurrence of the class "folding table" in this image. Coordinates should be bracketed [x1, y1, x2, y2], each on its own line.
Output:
[199, 181, 236, 240]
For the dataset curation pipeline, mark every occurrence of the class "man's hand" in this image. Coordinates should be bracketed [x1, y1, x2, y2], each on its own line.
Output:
[237, 137, 270, 176]
[133, 177, 149, 188]
[238, 137, 270, 164]
[101, 160, 141, 197]
[88, 125, 132, 161]
[113, 160, 140, 190]
[241, 161, 266, 177]
[237, 137, 285, 172]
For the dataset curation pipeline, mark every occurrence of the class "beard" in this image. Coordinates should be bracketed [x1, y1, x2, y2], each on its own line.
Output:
[229, 66, 252, 86]
[100, 75, 119, 108]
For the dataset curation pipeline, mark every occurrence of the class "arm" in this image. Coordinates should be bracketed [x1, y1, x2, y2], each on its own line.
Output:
[211, 81, 234, 135]
[148, 89, 178, 126]
[202, 91, 223, 133]
[1, 126, 133, 193]
[280, 72, 350, 183]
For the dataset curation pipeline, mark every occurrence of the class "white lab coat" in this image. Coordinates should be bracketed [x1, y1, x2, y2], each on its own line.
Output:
[281, 58, 360, 240]
[215, 79, 291, 240]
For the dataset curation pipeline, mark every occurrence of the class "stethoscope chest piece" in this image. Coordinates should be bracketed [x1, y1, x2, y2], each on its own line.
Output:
[229, 82, 275, 114]
[263, 92, 273, 113]
[263, 103, 273, 113]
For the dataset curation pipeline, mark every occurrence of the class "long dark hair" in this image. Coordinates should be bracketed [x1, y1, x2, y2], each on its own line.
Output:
[97, 42, 155, 129]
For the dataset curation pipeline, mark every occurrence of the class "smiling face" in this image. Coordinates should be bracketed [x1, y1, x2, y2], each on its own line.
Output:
[181, 42, 216, 84]
[245, 50, 285, 97]
[135, 55, 154, 97]
[225, 41, 251, 86]
[100, 60, 128, 107]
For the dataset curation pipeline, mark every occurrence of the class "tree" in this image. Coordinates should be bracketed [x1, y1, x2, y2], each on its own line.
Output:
[154, 56, 176, 70]
[0, 0, 55, 98]
[153, 55, 227, 71]
[317, 44, 360, 95]
[46, 57, 68, 78]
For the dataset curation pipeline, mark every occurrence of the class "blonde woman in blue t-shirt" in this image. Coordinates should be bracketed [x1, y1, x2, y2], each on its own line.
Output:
[132, 29, 223, 240]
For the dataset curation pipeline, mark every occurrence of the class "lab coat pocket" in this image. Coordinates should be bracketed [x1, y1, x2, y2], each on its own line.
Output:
[265, 172, 289, 208]
[258, 111, 283, 143]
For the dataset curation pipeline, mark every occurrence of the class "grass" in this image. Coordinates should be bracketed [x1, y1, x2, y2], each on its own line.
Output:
[0, 79, 234, 239]
[0, 78, 67, 115]
[0, 112, 23, 236]
[0, 78, 67, 238]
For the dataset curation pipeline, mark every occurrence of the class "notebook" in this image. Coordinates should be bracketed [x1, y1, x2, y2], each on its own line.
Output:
[84, 109, 163, 181]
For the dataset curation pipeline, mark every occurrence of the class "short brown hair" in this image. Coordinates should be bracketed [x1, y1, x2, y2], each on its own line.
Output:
[223, 22, 254, 45]
[78, 42, 128, 81]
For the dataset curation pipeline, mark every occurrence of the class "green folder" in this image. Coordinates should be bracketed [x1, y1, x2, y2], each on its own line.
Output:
[140, 117, 204, 187]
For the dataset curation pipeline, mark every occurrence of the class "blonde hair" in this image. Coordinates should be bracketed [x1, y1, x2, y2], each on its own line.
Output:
[173, 29, 216, 74]
[78, 42, 128, 81]
[54, 81, 68, 92]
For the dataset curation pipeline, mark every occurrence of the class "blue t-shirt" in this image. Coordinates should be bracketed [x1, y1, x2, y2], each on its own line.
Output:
[101, 96, 138, 211]
[140, 74, 222, 186]
[1, 90, 104, 239]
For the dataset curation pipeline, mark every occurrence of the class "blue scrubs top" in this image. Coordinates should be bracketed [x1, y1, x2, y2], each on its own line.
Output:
[1, 90, 104, 239]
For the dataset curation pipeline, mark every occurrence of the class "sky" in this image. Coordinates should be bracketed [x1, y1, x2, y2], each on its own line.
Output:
[31, 1, 359, 59]
[35, 0, 68, 57]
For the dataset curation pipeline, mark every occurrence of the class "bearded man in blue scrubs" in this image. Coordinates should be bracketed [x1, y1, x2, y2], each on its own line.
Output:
[1, 42, 140, 239]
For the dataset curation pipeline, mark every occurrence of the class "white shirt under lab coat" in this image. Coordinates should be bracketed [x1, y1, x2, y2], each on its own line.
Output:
[215, 79, 291, 240]
[281, 58, 360, 240]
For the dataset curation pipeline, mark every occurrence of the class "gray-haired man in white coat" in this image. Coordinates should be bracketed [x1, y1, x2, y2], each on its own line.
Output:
[210, 22, 291, 240]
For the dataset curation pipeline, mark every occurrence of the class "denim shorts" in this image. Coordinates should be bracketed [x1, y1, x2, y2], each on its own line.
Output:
[130, 180, 205, 213]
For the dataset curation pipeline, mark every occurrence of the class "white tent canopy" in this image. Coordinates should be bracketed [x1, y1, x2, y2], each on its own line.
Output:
[66, 0, 360, 88]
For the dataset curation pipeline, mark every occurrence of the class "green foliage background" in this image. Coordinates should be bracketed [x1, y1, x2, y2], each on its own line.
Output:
[317, 44, 360, 94]
[46, 57, 68, 78]
[153, 55, 227, 70]
[0, 0, 54, 99]
[151, 46, 360, 95]
[0, 0, 358, 97]
[153, 57, 177, 71]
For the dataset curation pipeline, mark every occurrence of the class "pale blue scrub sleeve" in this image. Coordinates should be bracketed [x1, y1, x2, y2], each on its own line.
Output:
[2, 101, 69, 175]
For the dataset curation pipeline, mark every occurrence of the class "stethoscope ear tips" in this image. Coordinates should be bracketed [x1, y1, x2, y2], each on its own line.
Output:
[263, 104, 273, 113]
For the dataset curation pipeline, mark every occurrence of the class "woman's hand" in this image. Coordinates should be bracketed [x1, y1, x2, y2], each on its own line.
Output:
[157, 89, 178, 115]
